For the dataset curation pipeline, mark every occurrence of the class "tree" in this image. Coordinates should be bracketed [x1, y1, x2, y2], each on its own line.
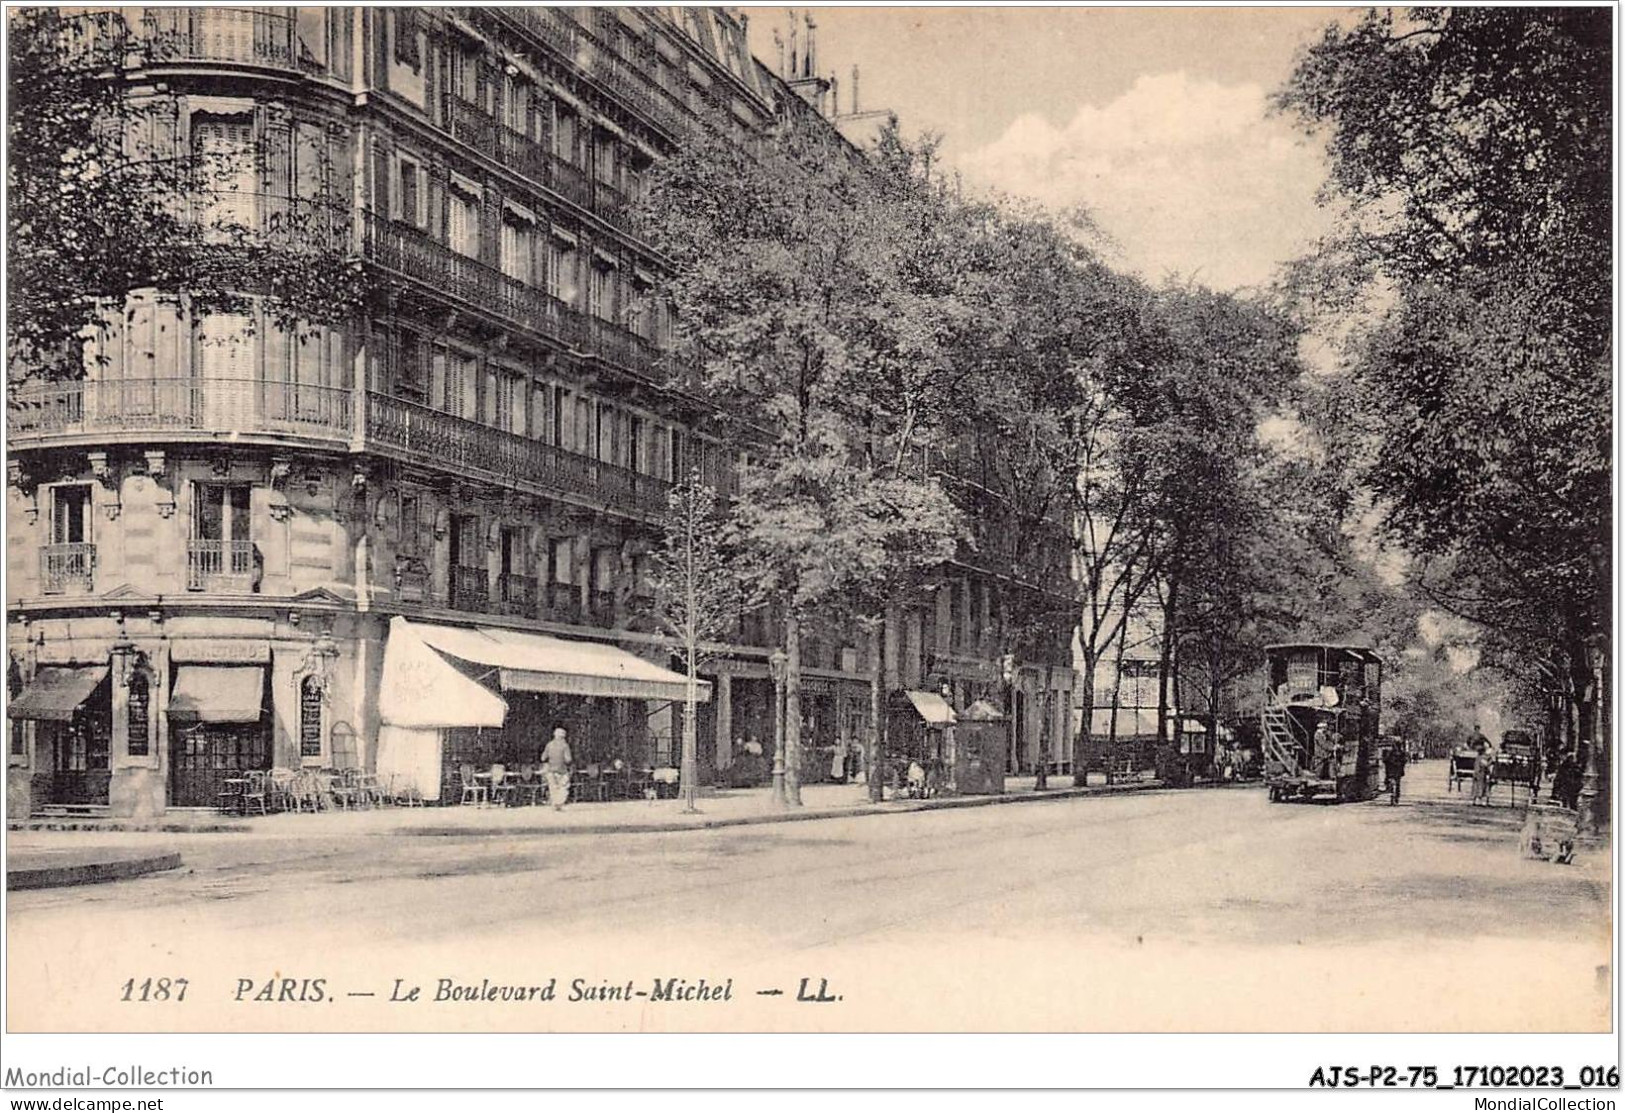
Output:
[1278, 6, 1612, 821]
[8, 8, 369, 380]
[646, 471, 752, 812]
[645, 113, 963, 806]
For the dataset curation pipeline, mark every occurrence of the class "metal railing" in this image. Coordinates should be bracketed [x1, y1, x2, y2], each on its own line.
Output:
[187, 539, 256, 592]
[140, 7, 305, 71]
[10, 378, 683, 522]
[547, 581, 581, 622]
[449, 565, 490, 613]
[498, 572, 538, 616]
[9, 378, 353, 444]
[41, 543, 97, 594]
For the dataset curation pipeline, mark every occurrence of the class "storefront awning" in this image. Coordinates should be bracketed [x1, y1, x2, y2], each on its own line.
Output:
[168, 666, 264, 723]
[380, 619, 707, 728]
[903, 690, 956, 725]
[379, 617, 509, 730]
[7, 666, 108, 722]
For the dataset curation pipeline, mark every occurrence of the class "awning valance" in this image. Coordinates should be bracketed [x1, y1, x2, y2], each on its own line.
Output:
[7, 666, 108, 722]
[902, 690, 956, 725]
[169, 666, 264, 723]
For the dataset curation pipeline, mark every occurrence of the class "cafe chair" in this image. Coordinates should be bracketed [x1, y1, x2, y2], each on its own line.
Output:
[459, 763, 487, 807]
[240, 770, 270, 816]
[488, 763, 517, 808]
[268, 768, 298, 812]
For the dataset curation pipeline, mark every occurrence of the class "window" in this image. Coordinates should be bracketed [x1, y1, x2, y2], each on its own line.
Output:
[532, 380, 553, 444]
[507, 374, 527, 435]
[483, 366, 499, 427]
[296, 8, 327, 68]
[397, 157, 422, 226]
[393, 9, 421, 70]
[545, 240, 565, 299]
[500, 212, 534, 283]
[398, 492, 422, 558]
[127, 671, 150, 757]
[192, 116, 256, 230]
[396, 331, 427, 400]
[450, 514, 482, 569]
[575, 396, 593, 455]
[589, 263, 611, 320]
[596, 403, 616, 465]
[445, 352, 478, 418]
[299, 675, 324, 759]
[500, 527, 526, 578]
[448, 183, 480, 257]
[503, 76, 528, 134]
[594, 131, 617, 185]
[627, 415, 643, 474]
[194, 484, 252, 544]
[190, 483, 256, 591]
[553, 105, 577, 162]
[593, 548, 616, 593]
[51, 484, 92, 546]
[552, 538, 575, 584]
[669, 429, 684, 480]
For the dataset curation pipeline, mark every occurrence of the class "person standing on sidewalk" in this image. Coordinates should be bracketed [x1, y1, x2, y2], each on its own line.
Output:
[543, 727, 574, 812]
[1382, 742, 1407, 804]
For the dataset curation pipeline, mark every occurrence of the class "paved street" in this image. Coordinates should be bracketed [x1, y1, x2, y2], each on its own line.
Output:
[6, 763, 1610, 1032]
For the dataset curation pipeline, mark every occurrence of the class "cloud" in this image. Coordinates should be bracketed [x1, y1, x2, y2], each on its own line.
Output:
[955, 72, 1332, 291]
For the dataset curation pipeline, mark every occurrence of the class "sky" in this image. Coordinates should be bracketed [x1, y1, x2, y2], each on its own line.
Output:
[746, 6, 1356, 291]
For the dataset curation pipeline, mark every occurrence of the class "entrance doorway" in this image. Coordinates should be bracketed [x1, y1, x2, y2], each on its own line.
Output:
[169, 724, 271, 808]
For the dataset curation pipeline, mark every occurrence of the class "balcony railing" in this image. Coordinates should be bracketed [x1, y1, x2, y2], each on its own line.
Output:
[546, 582, 582, 623]
[140, 8, 306, 72]
[394, 557, 431, 604]
[498, 572, 538, 616]
[445, 93, 625, 224]
[187, 539, 256, 592]
[41, 543, 97, 595]
[10, 378, 680, 522]
[9, 378, 353, 445]
[450, 565, 490, 613]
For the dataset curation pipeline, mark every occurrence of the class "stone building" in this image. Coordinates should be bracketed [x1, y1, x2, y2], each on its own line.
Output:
[6, 7, 1074, 818]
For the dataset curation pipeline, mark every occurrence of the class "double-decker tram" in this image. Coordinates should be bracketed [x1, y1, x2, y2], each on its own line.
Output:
[1261, 643, 1385, 803]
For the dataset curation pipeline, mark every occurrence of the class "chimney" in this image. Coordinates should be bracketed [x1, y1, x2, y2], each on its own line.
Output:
[829, 73, 839, 117]
[804, 12, 818, 77]
[786, 10, 799, 78]
[773, 29, 785, 77]
[851, 64, 860, 115]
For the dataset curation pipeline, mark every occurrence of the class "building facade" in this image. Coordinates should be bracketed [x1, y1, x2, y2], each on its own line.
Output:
[7, 6, 1073, 818]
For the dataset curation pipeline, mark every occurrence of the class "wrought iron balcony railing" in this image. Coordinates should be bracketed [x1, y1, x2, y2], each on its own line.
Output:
[187, 539, 256, 592]
[140, 7, 308, 72]
[41, 543, 97, 595]
[497, 572, 538, 616]
[10, 377, 681, 522]
[449, 564, 490, 614]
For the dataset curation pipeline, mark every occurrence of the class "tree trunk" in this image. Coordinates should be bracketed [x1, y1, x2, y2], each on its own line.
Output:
[1075, 644, 1097, 788]
[680, 637, 699, 813]
[867, 618, 884, 803]
[1106, 632, 1128, 785]
[785, 610, 803, 807]
[1157, 574, 1179, 784]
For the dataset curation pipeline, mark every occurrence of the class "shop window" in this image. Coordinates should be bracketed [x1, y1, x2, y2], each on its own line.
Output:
[299, 675, 324, 759]
[127, 671, 150, 757]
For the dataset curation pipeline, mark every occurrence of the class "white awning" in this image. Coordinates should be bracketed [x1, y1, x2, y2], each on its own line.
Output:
[389, 618, 709, 708]
[903, 690, 956, 725]
[379, 617, 508, 729]
[169, 667, 263, 723]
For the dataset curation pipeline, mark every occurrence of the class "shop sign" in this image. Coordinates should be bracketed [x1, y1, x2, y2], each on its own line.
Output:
[170, 640, 271, 664]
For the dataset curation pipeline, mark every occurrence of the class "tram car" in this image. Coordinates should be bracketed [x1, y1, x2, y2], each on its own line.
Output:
[1262, 643, 1384, 803]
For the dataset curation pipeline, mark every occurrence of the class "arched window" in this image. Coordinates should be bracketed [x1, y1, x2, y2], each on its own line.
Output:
[127, 671, 150, 757]
[299, 675, 324, 759]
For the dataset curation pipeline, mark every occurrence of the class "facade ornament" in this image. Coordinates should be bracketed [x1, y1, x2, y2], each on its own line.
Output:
[351, 465, 370, 493]
[211, 455, 233, 478]
[142, 450, 167, 479]
[267, 491, 293, 523]
[156, 496, 177, 519]
[87, 451, 114, 489]
[102, 501, 122, 522]
[269, 458, 292, 490]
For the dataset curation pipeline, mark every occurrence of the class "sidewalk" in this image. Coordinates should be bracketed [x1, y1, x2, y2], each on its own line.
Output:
[8, 773, 1169, 839]
[6, 846, 182, 890]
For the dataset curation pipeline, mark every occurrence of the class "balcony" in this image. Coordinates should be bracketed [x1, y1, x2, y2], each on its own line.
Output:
[41, 543, 97, 595]
[9, 378, 353, 449]
[187, 539, 256, 592]
[445, 95, 628, 227]
[394, 557, 431, 604]
[9, 379, 680, 523]
[590, 589, 616, 623]
[139, 8, 308, 73]
[546, 582, 581, 623]
[449, 565, 490, 614]
[362, 215, 667, 380]
[497, 572, 538, 617]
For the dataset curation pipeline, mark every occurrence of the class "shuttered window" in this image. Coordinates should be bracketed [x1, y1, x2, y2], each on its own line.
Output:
[193, 117, 257, 230]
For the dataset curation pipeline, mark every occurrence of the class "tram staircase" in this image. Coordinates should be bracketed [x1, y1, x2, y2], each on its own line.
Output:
[1262, 702, 1304, 779]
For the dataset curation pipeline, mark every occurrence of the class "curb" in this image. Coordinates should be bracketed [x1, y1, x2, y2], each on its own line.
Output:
[6, 852, 183, 891]
[4, 780, 1179, 838]
[393, 780, 1169, 838]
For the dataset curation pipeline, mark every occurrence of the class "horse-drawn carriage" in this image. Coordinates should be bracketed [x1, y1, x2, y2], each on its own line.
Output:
[1446, 730, 1542, 802]
[1261, 643, 1384, 804]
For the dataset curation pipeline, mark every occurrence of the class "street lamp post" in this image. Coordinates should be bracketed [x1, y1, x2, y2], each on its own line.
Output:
[769, 647, 788, 808]
[1000, 652, 1017, 782]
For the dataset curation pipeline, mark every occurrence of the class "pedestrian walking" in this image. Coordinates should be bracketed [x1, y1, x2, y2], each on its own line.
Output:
[1382, 743, 1407, 804]
[542, 726, 573, 811]
[1554, 752, 1582, 810]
